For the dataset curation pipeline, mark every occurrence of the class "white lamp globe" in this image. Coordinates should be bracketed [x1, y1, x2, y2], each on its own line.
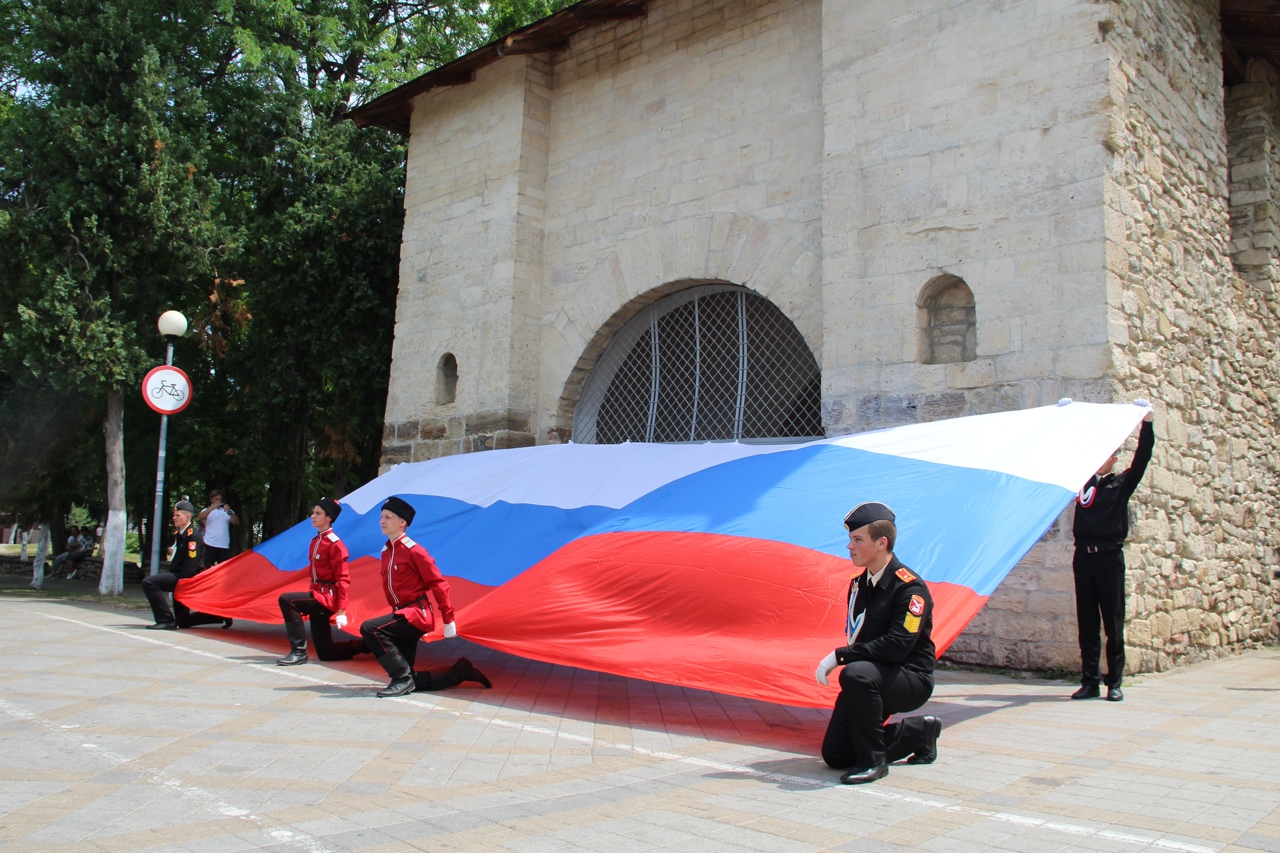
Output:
[157, 310, 188, 337]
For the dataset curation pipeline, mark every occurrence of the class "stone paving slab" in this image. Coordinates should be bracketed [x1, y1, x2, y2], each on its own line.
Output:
[0, 596, 1277, 852]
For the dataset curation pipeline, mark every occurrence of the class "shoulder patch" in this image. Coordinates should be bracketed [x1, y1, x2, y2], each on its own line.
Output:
[908, 594, 926, 617]
[401, 536, 417, 549]
[895, 567, 917, 583]
[325, 530, 340, 543]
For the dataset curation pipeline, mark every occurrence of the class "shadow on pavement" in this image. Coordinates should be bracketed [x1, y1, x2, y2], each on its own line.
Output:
[15, 595, 1080, 758]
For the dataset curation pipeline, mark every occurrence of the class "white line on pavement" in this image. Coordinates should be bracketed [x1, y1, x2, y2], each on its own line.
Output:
[23, 607, 1219, 853]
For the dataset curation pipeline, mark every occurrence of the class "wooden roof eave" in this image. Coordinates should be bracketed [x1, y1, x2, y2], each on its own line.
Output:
[349, 0, 649, 134]
[1222, 0, 1280, 85]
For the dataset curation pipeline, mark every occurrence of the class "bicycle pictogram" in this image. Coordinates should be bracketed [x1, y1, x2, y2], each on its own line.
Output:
[150, 380, 186, 403]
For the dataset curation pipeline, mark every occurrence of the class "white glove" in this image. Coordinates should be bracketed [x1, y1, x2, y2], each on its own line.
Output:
[815, 651, 838, 686]
[334, 614, 348, 630]
[1057, 397, 1072, 406]
[1133, 398, 1151, 407]
[443, 621, 457, 639]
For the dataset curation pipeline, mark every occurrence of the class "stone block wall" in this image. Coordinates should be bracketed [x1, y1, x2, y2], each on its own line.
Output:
[1097, 0, 1279, 670]
[537, 0, 827, 435]
[819, 0, 1117, 439]
[382, 54, 551, 465]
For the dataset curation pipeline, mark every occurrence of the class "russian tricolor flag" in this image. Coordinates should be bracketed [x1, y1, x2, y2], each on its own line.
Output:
[178, 401, 1148, 707]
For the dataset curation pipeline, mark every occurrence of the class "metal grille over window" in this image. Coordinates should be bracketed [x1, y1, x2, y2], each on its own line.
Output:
[574, 285, 822, 444]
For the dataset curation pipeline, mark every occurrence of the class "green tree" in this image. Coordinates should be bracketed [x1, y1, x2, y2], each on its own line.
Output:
[0, 0, 229, 593]
[2, 0, 584, 577]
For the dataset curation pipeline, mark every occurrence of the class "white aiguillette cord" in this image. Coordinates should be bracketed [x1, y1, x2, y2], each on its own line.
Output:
[845, 581, 865, 646]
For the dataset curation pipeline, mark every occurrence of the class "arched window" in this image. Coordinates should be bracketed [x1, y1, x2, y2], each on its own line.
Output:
[919, 275, 977, 364]
[573, 284, 821, 444]
[436, 353, 458, 404]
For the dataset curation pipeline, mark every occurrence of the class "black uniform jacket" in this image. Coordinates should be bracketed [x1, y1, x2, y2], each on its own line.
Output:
[170, 524, 204, 579]
[1073, 420, 1154, 548]
[833, 555, 935, 676]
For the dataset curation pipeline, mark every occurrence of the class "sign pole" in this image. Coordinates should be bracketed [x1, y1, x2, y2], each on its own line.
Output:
[148, 339, 174, 576]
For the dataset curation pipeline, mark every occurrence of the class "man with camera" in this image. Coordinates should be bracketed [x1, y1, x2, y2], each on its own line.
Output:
[197, 490, 239, 568]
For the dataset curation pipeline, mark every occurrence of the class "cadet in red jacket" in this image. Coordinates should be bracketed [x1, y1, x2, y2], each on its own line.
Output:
[361, 496, 490, 697]
[276, 497, 368, 666]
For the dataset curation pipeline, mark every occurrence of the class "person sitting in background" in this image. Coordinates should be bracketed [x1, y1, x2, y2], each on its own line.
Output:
[50, 526, 89, 578]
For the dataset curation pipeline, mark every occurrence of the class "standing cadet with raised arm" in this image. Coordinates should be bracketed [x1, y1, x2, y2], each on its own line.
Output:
[360, 497, 490, 697]
[1071, 399, 1156, 702]
[276, 497, 369, 665]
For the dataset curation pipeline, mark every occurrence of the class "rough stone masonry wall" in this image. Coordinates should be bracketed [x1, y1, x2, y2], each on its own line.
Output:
[1227, 62, 1280, 298]
[1101, 0, 1279, 671]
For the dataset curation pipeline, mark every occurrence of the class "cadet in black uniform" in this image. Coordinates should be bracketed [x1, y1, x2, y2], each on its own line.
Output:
[141, 500, 232, 630]
[1072, 400, 1155, 702]
[816, 502, 941, 785]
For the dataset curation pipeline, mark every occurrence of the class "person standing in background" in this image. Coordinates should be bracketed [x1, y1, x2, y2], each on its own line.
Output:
[197, 490, 239, 568]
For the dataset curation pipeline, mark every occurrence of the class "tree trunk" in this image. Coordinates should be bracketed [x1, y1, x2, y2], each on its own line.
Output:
[264, 421, 308, 538]
[30, 524, 49, 589]
[99, 389, 127, 595]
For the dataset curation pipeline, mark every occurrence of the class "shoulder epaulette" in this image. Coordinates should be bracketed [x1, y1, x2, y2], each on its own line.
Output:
[325, 530, 340, 543]
[895, 567, 917, 583]
[401, 536, 417, 549]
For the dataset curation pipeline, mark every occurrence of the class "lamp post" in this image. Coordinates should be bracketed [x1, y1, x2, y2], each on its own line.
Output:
[148, 310, 187, 575]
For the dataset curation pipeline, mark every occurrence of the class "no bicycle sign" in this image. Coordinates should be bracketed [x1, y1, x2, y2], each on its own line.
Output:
[142, 365, 192, 415]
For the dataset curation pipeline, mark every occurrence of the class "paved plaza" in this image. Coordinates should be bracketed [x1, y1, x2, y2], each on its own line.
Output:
[0, 591, 1278, 852]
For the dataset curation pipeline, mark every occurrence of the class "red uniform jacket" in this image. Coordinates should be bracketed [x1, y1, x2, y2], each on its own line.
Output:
[309, 528, 350, 612]
[379, 532, 454, 633]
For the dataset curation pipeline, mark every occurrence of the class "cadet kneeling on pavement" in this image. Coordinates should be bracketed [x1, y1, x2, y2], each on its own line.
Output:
[141, 500, 233, 631]
[816, 502, 941, 785]
[276, 497, 370, 666]
[361, 496, 491, 697]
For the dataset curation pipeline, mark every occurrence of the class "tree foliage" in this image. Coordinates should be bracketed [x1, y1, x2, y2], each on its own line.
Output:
[1, 0, 574, 559]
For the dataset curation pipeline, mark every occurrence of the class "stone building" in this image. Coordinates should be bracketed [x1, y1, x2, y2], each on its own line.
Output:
[352, 0, 1280, 673]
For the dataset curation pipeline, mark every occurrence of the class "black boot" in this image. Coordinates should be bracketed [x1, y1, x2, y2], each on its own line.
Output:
[906, 716, 942, 765]
[454, 657, 491, 688]
[277, 621, 309, 666]
[376, 651, 415, 697]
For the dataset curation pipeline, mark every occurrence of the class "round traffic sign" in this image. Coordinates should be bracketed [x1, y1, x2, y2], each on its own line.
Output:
[142, 365, 192, 415]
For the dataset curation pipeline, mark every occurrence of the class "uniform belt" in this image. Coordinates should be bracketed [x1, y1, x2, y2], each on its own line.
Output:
[1080, 543, 1121, 554]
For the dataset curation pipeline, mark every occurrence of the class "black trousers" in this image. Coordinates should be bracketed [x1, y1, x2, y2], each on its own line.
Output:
[1073, 548, 1126, 687]
[822, 661, 934, 770]
[141, 572, 225, 628]
[278, 591, 365, 660]
[360, 612, 469, 691]
[360, 612, 424, 666]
